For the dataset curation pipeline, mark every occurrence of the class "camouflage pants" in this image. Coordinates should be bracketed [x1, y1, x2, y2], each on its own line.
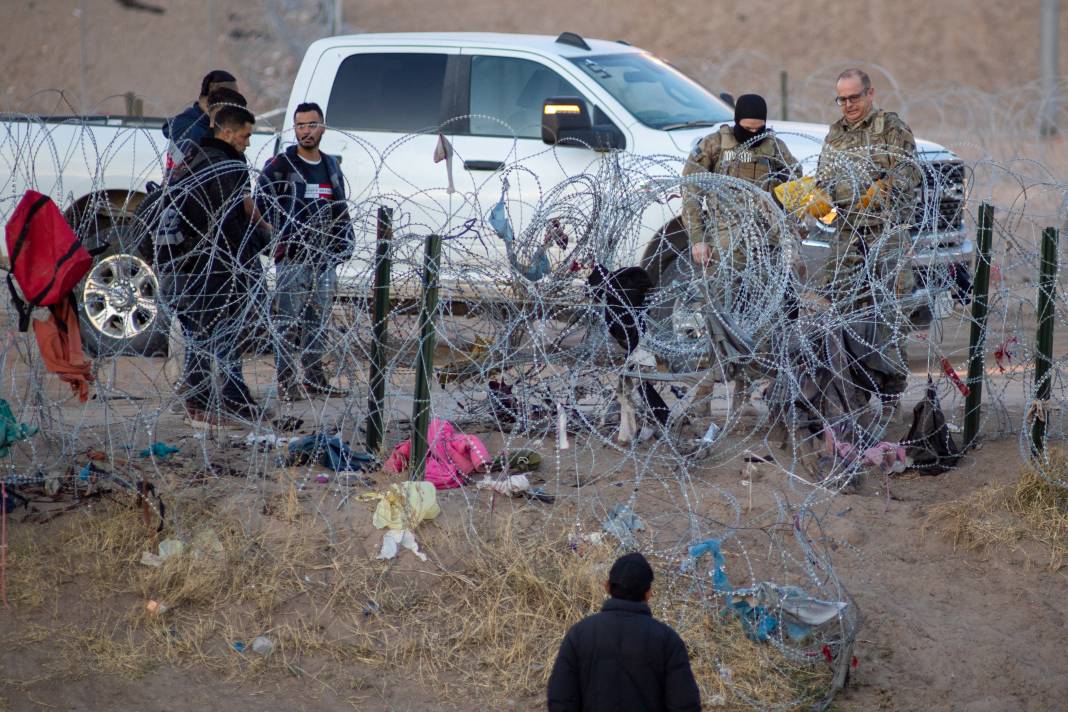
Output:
[819, 224, 913, 309]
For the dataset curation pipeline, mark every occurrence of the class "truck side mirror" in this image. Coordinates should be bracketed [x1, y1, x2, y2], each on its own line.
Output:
[719, 92, 735, 108]
[541, 97, 625, 151]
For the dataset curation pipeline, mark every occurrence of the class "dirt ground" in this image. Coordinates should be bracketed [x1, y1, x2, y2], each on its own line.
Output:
[1, 388, 1066, 711]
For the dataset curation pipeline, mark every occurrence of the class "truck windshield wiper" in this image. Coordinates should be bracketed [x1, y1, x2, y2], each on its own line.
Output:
[660, 120, 724, 131]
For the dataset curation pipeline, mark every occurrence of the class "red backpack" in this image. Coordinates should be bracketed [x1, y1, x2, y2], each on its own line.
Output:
[5, 191, 94, 331]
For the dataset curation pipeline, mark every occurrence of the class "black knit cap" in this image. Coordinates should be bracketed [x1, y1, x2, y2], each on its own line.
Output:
[734, 94, 768, 123]
[608, 552, 655, 601]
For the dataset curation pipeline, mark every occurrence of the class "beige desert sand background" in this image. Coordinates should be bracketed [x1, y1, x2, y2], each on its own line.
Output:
[2, 3, 1068, 712]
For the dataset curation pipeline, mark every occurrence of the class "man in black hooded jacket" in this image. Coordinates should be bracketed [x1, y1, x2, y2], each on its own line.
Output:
[164, 104, 268, 426]
[547, 552, 701, 712]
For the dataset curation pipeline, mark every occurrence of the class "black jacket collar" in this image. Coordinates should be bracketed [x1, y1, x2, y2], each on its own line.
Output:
[602, 597, 652, 616]
[199, 136, 246, 162]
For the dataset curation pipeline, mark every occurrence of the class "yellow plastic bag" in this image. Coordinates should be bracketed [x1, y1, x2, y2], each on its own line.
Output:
[364, 481, 441, 530]
[774, 177, 835, 222]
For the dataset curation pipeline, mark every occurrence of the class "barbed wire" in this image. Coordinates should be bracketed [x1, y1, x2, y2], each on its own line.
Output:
[1, 107, 1067, 708]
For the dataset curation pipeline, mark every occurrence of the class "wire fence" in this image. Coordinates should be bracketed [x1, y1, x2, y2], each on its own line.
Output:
[1, 108, 1067, 708]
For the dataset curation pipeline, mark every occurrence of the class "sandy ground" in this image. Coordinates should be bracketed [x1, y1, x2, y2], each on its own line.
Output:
[1, 347, 1066, 711]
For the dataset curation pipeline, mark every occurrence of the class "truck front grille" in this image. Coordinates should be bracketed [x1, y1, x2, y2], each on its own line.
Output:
[911, 159, 966, 239]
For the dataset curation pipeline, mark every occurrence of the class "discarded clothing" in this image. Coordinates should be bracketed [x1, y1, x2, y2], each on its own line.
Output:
[377, 528, 427, 561]
[0, 398, 37, 458]
[860, 442, 907, 475]
[489, 448, 542, 473]
[287, 433, 376, 472]
[362, 481, 441, 531]
[384, 419, 490, 489]
[140, 441, 179, 459]
[488, 184, 551, 282]
[602, 504, 646, 549]
[686, 538, 849, 644]
[822, 430, 907, 475]
[32, 298, 94, 402]
[902, 378, 962, 475]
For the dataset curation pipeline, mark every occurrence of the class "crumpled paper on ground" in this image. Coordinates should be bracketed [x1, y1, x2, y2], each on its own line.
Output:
[476, 474, 530, 496]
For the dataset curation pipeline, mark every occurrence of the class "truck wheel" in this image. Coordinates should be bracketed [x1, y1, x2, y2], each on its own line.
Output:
[79, 225, 171, 357]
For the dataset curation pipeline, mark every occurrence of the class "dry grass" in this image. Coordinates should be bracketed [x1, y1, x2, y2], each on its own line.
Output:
[3, 486, 834, 710]
[927, 451, 1068, 571]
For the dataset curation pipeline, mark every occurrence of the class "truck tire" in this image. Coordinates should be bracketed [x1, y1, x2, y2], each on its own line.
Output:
[78, 224, 171, 357]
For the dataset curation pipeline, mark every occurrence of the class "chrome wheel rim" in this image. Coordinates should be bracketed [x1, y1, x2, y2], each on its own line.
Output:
[82, 253, 159, 340]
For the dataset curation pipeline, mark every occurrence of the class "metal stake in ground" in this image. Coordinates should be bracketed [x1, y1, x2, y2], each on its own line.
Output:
[410, 233, 442, 481]
[366, 207, 393, 456]
[963, 202, 994, 449]
[1031, 227, 1059, 454]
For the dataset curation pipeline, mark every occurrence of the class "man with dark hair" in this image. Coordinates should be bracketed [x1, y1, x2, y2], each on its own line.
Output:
[258, 101, 353, 399]
[162, 70, 238, 178]
[167, 88, 249, 183]
[547, 552, 701, 712]
[165, 103, 268, 426]
[206, 87, 247, 116]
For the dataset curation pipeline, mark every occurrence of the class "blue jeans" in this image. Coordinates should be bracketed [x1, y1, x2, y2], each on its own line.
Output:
[273, 262, 337, 386]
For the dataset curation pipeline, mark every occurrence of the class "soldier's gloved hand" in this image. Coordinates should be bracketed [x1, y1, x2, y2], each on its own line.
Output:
[691, 242, 713, 265]
[859, 179, 888, 209]
[806, 197, 833, 219]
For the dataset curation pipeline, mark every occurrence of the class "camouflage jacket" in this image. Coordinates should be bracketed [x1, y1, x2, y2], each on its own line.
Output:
[817, 109, 920, 228]
[681, 125, 800, 245]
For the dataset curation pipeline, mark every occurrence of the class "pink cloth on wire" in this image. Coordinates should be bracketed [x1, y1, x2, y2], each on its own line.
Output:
[385, 419, 491, 489]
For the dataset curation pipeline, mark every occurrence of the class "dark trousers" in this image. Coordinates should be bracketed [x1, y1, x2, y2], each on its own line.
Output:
[171, 274, 256, 413]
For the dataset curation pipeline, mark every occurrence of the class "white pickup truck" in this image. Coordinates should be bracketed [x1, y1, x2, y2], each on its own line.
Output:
[0, 31, 971, 355]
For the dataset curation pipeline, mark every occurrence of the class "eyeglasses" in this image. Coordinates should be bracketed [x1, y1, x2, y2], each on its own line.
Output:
[295, 121, 323, 130]
[835, 90, 870, 106]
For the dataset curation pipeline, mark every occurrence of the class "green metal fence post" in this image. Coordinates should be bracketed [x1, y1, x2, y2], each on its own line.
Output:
[963, 202, 995, 448]
[780, 70, 789, 121]
[366, 206, 393, 456]
[1031, 227, 1059, 454]
[410, 233, 442, 481]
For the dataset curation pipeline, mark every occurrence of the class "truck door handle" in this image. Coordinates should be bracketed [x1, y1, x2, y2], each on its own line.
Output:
[463, 160, 504, 171]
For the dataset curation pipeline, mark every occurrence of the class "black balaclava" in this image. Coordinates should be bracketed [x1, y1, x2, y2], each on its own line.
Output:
[732, 93, 768, 145]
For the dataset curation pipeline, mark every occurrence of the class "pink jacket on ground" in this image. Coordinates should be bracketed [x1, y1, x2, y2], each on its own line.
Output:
[384, 419, 491, 489]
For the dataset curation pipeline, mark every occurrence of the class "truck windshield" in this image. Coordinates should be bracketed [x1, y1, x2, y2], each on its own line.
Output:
[568, 53, 733, 130]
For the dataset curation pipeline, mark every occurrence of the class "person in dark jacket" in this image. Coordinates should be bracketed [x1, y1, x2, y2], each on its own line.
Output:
[166, 103, 268, 426]
[547, 552, 701, 712]
[162, 70, 238, 178]
[257, 102, 354, 399]
[168, 87, 249, 184]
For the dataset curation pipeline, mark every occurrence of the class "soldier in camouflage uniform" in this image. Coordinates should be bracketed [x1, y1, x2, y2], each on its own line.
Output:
[680, 95, 801, 414]
[815, 68, 921, 415]
[682, 94, 801, 272]
[815, 68, 920, 306]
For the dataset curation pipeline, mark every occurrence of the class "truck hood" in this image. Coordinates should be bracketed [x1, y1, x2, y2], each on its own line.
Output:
[665, 119, 956, 168]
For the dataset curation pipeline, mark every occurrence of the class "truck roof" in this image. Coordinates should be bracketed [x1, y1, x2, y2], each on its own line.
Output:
[309, 32, 643, 58]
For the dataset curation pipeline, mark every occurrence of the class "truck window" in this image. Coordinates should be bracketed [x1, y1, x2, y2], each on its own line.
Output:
[469, 56, 583, 139]
[327, 53, 448, 132]
[568, 53, 732, 130]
